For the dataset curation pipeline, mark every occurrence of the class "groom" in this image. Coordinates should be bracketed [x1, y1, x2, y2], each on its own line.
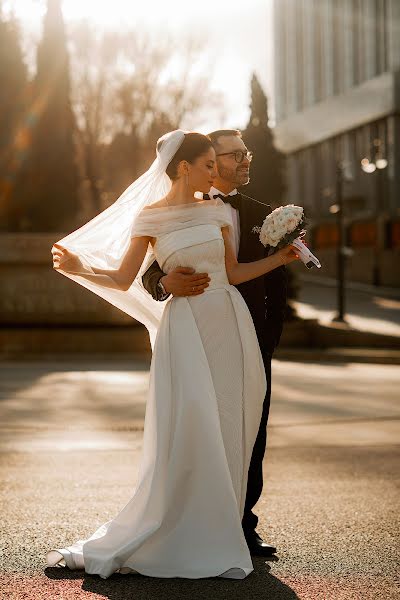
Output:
[142, 129, 287, 556]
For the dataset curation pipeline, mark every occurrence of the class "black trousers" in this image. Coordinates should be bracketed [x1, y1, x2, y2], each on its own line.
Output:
[241, 352, 272, 536]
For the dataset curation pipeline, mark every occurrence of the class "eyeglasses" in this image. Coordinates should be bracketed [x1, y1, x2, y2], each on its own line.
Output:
[216, 150, 253, 163]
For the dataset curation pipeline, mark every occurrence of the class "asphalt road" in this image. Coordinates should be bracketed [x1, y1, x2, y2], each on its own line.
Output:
[1, 358, 399, 599]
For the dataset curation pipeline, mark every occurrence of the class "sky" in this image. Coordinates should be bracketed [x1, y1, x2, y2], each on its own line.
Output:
[3, 0, 274, 132]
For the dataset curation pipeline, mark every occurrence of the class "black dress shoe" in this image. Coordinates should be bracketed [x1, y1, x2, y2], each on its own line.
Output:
[245, 531, 277, 556]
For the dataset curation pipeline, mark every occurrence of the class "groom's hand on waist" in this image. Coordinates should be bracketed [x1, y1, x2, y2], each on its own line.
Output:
[161, 267, 210, 297]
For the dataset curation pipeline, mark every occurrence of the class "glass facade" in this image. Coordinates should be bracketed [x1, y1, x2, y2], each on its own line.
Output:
[273, 0, 399, 222]
[274, 0, 393, 121]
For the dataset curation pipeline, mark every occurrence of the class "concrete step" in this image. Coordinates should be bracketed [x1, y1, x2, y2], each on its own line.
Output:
[280, 318, 400, 349]
[0, 326, 151, 360]
[2, 320, 399, 363]
[275, 347, 400, 364]
[299, 273, 400, 298]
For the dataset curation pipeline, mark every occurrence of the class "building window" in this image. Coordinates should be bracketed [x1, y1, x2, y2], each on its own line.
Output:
[285, 0, 297, 115]
[332, 0, 343, 95]
[273, 0, 288, 122]
[320, 141, 335, 216]
[343, 0, 354, 91]
[314, 0, 325, 102]
[302, 0, 314, 106]
[295, 0, 305, 110]
[324, 0, 334, 97]
[365, 0, 377, 78]
[352, 0, 362, 85]
[375, 0, 388, 74]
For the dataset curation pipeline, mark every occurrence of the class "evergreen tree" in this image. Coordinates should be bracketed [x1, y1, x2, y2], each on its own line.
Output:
[14, 0, 78, 231]
[0, 13, 28, 230]
[242, 74, 298, 320]
[103, 128, 142, 203]
[242, 73, 285, 206]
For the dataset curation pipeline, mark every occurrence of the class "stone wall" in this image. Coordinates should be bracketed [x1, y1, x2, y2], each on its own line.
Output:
[0, 233, 150, 357]
[0, 233, 134, 325]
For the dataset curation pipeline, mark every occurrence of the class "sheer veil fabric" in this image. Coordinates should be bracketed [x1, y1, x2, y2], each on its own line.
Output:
[52, 129, 186, 347]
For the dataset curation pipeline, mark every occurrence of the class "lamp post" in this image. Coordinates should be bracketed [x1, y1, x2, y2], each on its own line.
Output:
[361, 138, 388, 287]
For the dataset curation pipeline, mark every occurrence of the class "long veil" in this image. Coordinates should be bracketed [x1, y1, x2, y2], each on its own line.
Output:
[52, 129, 186, 348]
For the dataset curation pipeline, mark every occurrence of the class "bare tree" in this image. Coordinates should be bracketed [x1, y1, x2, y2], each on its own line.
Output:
[68, 23, 122, 213]
[68, 25, 223, 214]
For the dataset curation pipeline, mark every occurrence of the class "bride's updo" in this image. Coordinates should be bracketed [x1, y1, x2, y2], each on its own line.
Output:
[158, 132, 213, 181]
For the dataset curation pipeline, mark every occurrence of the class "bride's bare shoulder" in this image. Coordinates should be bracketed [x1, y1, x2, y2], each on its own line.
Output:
[143, 199, 168, 210]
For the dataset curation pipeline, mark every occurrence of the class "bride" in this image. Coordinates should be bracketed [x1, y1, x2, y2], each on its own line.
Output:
[48, 130, 298, 580]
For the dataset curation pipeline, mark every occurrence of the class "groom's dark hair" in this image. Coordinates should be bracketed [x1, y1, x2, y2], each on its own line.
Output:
[207, 129, 242, 152]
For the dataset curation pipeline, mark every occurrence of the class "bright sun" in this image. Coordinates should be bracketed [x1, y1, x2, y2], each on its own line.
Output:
[6, 0, 236, 30]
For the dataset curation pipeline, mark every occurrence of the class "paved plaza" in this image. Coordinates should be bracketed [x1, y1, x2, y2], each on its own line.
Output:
[1, 357, 399, 599]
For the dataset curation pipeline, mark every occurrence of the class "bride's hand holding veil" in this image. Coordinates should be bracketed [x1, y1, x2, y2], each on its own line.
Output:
[52, 243, 84, 273]
[51, 237, 151, 292]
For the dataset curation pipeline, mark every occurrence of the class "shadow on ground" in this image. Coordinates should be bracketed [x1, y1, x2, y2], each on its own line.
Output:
[45, 558, 299, 600]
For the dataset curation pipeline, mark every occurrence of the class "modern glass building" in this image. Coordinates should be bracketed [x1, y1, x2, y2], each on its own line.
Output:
[272, 0, 400, 285]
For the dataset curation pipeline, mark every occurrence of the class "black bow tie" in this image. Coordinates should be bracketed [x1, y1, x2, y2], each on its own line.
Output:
[205, 192, 242, 211]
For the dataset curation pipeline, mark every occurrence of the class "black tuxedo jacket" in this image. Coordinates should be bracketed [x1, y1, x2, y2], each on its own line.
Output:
[142, 193, 287, 357]
[234, 193, 287, 356]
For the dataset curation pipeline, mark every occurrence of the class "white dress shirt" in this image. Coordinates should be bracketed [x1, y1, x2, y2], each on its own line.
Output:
[206, 187, 241, 257]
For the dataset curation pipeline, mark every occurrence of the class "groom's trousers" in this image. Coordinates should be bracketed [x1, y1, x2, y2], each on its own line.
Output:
[241, 351, 272, 535]
[239, 263, 287, 536]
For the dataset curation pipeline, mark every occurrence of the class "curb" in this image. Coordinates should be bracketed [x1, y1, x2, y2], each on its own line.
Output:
[274, 347, 400, 364]
[298, 274, 400, 298]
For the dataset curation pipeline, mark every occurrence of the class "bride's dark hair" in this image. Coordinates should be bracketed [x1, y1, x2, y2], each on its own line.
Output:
[158, 132, 213, 181]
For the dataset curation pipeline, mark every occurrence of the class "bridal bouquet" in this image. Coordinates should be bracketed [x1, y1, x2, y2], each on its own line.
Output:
[253, 204, 321, 269]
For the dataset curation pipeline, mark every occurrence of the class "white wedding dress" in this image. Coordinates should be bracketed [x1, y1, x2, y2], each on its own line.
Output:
[46, 200, 266, 579]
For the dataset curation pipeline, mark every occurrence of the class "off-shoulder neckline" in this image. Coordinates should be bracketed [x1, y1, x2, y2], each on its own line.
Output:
[141, 199, 224, 212]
